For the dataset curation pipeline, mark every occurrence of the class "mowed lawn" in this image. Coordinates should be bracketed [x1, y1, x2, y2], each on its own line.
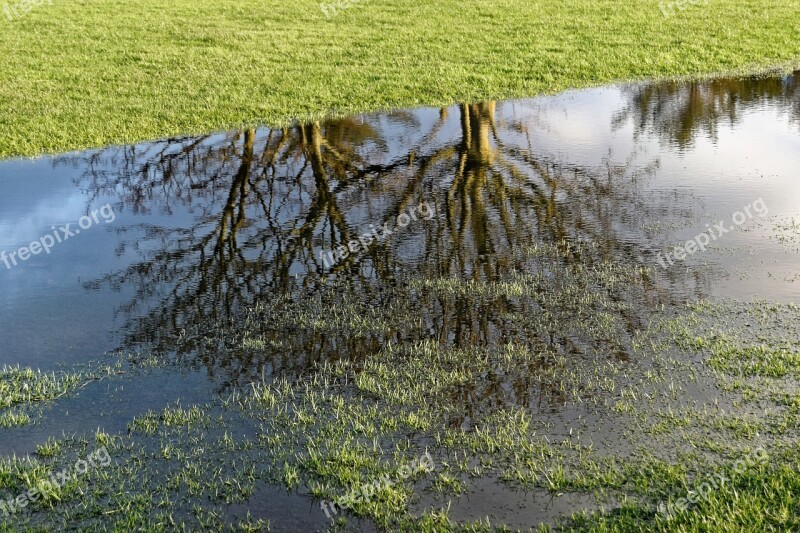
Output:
[1, 0, 799, 158]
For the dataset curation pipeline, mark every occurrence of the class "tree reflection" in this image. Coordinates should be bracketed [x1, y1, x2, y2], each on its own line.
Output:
[61, 79, 746, 412]
[614, 71, 800, 148]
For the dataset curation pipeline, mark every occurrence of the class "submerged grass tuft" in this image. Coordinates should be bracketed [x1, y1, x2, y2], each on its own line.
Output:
[0, 366, 85, 410]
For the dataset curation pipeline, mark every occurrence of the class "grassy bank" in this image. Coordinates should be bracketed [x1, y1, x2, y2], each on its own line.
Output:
[0, 0, 799, 158]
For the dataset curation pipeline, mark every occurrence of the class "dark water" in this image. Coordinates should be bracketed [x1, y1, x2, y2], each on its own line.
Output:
[0, 74, 799, 522]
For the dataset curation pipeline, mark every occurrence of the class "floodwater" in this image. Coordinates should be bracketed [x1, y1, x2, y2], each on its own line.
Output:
[0, 71, 799, 528]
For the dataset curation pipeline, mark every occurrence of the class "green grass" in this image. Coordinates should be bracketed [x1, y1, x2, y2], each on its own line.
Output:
[570, 449, 800, 532]
[0, 358, 143, 428]
[3, 259, 800, 529]
[1, 0, 800, 158]
[0, 366, 85, 409]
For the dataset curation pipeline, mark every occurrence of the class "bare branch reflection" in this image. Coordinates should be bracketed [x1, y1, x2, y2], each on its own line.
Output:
[57, 73, 795, 408]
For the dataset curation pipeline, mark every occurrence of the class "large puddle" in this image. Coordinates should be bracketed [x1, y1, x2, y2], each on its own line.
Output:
[1, 72, 799, 529]
[2, 73, 798, 372]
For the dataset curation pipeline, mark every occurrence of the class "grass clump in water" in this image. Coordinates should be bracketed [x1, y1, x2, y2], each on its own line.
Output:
[0, 366, 85, 410]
